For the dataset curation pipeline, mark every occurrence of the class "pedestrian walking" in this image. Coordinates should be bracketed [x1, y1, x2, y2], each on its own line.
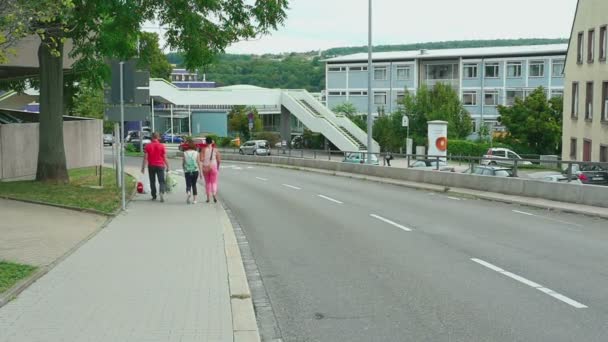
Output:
[182, 137, 200, 204]
[141, 132, 170, 202]
[383, 151, 393, 167]
[200, 137, 221, 203]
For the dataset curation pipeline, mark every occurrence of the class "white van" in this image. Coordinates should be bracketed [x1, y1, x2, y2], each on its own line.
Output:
[481, 148, 532, 166]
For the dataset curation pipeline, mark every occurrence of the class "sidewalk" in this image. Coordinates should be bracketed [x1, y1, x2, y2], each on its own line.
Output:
[0, 174, 256, 341]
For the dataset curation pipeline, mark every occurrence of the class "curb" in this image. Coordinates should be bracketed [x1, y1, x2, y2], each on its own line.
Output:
[0, 215, 115, 308]
[216, 203, 261, 342]
[225, 159, 608, 220]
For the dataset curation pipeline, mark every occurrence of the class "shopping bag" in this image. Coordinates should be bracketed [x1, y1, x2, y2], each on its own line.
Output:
[165, 172, 178, 193]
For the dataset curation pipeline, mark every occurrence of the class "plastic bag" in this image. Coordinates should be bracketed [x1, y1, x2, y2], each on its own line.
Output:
[165, 172, 178, 193]
[137, 174, 151, 194]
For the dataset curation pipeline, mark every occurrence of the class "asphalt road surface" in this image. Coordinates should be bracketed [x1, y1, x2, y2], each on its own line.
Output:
[110, 152, 608, 342]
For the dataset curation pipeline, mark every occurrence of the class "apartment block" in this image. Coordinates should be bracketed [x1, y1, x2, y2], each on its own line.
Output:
[562, 0, 608, 162]
[324, 44, 567, 131]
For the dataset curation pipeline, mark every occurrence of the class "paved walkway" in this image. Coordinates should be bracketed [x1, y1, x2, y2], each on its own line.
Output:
[0, 176, 234, 342]
[0, 199, 105, 267]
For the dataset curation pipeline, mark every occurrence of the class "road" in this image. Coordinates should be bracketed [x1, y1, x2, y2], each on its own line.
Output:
[108, 151, 608, 341]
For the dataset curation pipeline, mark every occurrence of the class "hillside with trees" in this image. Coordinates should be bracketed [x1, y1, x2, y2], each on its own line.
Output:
[166, 38, 568, 92]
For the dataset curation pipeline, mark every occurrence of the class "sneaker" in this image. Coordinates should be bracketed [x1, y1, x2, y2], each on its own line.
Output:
[193, 200, 197, 204]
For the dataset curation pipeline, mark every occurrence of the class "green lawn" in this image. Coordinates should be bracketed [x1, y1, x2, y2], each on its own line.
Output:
[0, 167, 135, 215]
[0, 261, 37, 294]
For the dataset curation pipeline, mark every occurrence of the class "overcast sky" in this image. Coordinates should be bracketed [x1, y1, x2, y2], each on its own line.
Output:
[147, 0, 579, 55]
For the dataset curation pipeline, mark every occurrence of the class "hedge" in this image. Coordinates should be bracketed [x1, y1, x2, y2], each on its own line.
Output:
[447, 140, 513, 157]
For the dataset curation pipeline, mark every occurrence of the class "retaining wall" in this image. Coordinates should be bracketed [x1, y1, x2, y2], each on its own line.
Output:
[223, 154, 608, 208]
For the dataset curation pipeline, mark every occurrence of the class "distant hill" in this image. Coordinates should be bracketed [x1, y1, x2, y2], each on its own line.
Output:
[165, 38, 569, 92]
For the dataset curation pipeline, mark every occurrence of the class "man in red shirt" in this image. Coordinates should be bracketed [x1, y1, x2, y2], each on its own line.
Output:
[141, 132, 170, 202]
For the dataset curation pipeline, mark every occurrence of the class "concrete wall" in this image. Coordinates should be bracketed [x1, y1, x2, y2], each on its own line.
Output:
[223, 154, 608, 208]
[0, 120, 103, 181]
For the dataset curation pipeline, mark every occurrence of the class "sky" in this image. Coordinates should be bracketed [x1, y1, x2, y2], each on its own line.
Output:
[146, 0, 579, 55]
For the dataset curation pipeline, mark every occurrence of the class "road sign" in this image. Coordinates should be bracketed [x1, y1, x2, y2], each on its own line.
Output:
[107, 61, 150, 105]
[104, 106, 150, 122]
[248, 122, 254, 130]
[402, 115, 409, 127]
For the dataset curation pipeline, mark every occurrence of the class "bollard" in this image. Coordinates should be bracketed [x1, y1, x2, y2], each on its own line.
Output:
[567, 162, 573, 183]
[436, 156, 440, 170]
[513, 159, 519, 177]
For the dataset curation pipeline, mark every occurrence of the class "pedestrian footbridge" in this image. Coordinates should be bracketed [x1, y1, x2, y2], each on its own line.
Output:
[149, 79, 379, 152]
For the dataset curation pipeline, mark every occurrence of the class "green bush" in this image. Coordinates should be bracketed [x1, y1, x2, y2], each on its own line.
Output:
[205, 134, 220, 144]
[125, 143, 138, 153]
[218, 137, 232, 147]
[253, 131, 280, 146]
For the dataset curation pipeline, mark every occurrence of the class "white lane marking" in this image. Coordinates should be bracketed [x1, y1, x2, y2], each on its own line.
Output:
[471, 258, 588, 309]
[512, 210, 583, 228]
[282, 184, 302, 190]
[255, 177, 268, 181]
[247, 166, 254, 169]
[317, 194, 343, 204]
[447, 196, 461, 201]
[370, 214, 412, 232]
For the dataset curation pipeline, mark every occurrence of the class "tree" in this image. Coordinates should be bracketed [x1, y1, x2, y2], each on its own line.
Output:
[332, 102, 357, 116]
[400, 83, 472, 146]
[497, 87, 562, 155]
[228, 105, 262, 141]
[137, 32, 172, 81]
[1, 0, 288, 182]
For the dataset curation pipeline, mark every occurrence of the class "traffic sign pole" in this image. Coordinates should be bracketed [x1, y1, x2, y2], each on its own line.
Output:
[120, 61, 126, 211]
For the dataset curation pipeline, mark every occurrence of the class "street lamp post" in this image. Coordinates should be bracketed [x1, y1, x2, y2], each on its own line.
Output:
[366, 0, 373, 164]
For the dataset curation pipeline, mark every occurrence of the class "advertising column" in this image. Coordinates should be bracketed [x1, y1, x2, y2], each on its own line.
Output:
[427, 120, 448, 161]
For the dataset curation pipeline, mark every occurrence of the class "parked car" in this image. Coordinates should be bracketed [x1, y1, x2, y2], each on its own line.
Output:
[342, 152, 380, 165]
[481, 148, 533, 166]
[103, 134, 114, 146]
[129, 134, 152, 152]
[565, 164, 608, 186]
[409, 159, 455, 172]
[467, 165, 515, 177]
[527, 171, 583, 184]
[162, 133, 184, 144]
[239, 140, 271, 156]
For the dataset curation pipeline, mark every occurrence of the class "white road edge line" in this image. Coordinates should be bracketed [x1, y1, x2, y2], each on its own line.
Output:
[255, 177, 268, 181]
[512, 210, 534, 216]
[471, 258, 588, 309]
[370, 214, 412, 232]
[282, 184, 302, 190]
[447, 196, 461, 201]
[317, 194, 343, 204]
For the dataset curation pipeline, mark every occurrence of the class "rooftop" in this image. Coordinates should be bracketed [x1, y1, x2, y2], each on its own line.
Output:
[324, 44, 568, 63]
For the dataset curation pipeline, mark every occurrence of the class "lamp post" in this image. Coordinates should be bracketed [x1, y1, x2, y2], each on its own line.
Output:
[366, 0, 373, 164]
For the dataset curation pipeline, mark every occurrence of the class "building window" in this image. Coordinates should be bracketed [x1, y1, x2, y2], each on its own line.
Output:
[349, 91, 368, 96]
[374, 67, 387, 80]
[463, 64, 478, 78]
[601, 26, 607, 62]
[374, 92, 387, 105]
[396, 66, 411, 80]
[349, 66, 367, 71]
[484, 91, 499, 106]
[572, 82, 579, 118]
[506, 62, 522, 78]
[583, 140, 592, 162]
[529, 61, 545, 77]
[577, 32, 584, 64]
[551, 90, 564, 99]
[602, 81, 608, 121]
[552, 60, 565, 77]
[328, 91, 346, 96]
[328, 66, 346, 72]
[485, 63, 499, 78]
[396, 92, 405, 103]
[588, 29, 595, 63]
[463, 91, 477, 106]
[506, 90, 524, 106]
[586, 82, 594, 120]
[570, 138, 577, 159]
[601, 145, 608, 163]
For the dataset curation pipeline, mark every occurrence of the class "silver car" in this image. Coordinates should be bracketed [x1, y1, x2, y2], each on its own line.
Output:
[239, 140, 271, 156]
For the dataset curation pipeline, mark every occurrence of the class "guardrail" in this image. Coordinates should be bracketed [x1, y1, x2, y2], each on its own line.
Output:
[218, 147, 608, 185]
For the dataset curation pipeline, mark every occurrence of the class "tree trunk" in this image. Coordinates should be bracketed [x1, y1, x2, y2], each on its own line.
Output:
[36, 36, 69, 183]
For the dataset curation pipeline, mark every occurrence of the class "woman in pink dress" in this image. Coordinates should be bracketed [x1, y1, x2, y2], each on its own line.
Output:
[199, 137, 221, 203]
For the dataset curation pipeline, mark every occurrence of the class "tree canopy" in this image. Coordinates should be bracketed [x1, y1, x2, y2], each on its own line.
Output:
[497, 87, 563, 155]
[0, 0, 289, 182]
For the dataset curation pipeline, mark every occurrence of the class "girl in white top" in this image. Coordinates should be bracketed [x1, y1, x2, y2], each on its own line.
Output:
[182, 138, 200, 204]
